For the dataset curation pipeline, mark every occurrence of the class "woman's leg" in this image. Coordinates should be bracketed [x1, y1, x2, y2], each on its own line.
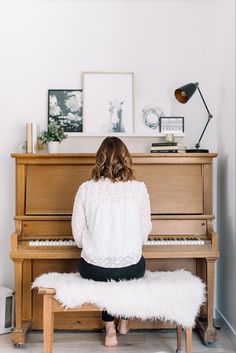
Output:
[78, 258, 117, 346]
[115, 256, 146, 334]
[104, 321, 117, 347]
[78, 257, 146, 341]
[117, 318, 129, 334]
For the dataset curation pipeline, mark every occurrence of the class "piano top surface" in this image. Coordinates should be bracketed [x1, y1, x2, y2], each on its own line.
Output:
[11, 153, 218, 157]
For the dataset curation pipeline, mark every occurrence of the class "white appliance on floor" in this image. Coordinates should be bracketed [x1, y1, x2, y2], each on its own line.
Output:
[0, 287, 14, 334]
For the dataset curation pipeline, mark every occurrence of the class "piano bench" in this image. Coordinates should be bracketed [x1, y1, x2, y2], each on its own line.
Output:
[34, 270, 205, 353]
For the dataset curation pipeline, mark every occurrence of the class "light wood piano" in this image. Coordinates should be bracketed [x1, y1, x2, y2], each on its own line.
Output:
[10, 153, 219, 346]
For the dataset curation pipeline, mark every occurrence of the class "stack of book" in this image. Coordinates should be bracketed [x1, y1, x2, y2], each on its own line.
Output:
[150, 142, 186, 153]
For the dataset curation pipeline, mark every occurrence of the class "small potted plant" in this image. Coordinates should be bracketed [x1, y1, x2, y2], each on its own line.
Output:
[40, 123, 67, 153]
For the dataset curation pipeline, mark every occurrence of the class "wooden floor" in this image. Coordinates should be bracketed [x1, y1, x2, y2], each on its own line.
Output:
[0, 329, 235, 353]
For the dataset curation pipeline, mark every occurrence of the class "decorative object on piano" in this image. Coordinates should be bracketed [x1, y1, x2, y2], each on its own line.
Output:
[82, 72, 134, 134]
[135, 100, 171, 134]
[0, 287, 14, 334]
[18, 141, 27, 153]
[165, 133, 175, 143]
[48, 89, 83, 133]
[40, 122, 68, 153]
[159, 117, 184, 134]
[26, 122, 40, 153]
[150, 141, 186, 153]
[175, 82, 213, 153]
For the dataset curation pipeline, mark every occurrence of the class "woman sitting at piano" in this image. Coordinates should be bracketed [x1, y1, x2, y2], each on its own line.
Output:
[72, 136, 152, 347]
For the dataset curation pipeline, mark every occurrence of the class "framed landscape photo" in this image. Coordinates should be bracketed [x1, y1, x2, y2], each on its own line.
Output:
[48, 89, 83, 133]
[82, 72, 134, 134]
[159, 117, 184, 134]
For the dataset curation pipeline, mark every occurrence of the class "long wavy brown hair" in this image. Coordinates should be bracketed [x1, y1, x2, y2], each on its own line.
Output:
[91, 136, 135, 182]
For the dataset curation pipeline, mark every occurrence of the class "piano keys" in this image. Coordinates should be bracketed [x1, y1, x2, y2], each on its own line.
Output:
[10, 153, 219, 346]
[27, 236, 207, 247]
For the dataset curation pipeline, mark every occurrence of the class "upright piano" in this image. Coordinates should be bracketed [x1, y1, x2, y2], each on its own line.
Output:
[10, 153, 219, 346]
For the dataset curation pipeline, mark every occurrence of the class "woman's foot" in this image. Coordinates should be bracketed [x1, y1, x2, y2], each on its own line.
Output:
[117, 319, 129, 334]
[105, 321, 118, 347]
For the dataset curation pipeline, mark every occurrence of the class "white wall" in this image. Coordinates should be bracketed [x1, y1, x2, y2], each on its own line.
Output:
[216, 0, 236, 345]
[0, 0, 219, 292]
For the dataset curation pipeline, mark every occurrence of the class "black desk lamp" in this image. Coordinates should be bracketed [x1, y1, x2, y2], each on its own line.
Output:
[175, 82, 213, 153]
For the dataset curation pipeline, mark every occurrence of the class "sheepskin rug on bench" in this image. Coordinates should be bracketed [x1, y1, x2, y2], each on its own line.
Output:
[32, 269, 205, 328]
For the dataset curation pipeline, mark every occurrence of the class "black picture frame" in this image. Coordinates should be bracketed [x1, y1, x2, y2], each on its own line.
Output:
[159, 117, 184, 134]
[48, 89, 83, 133]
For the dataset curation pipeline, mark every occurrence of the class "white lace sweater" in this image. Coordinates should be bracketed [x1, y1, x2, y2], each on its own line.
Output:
[71, 179, 152, 268]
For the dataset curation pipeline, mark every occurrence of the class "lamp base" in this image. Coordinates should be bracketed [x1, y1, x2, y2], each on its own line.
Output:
[186, 148, 209, 153]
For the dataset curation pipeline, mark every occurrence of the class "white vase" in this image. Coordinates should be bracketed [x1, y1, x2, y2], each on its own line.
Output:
[47, 141, 60, 153]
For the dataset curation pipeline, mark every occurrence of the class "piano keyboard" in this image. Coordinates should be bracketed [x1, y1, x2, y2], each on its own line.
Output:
[29, 240, 76, 246]
[145, 238, 205, 245]
[28, 237, 205, 247]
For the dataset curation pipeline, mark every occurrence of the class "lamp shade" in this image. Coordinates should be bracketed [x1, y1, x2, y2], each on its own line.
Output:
[175, 83, 198, 103]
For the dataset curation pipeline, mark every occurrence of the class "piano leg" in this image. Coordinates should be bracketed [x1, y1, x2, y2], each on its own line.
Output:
[196, 258, 217, 345]
[11, 259, 30, 346]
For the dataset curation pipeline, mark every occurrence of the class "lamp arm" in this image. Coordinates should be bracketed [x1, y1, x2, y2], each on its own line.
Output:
[197, 86, 212, 116]
[195, 117, 211, 149]
[195, 86, 213, 149]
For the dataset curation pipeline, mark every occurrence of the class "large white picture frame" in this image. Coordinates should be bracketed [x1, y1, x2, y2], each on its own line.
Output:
[83, 72, 134, 134]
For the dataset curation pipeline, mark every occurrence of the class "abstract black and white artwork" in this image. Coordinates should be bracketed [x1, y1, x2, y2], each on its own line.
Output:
[135, 101, 171, 134]
[48, 90, 83, 133]
[83, 72, 134, 134]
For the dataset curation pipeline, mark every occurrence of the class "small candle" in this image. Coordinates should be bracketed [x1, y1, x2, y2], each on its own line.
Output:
[165, 133, 175, 143]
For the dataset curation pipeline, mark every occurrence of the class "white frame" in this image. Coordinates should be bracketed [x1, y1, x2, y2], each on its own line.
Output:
[82, 72, 134, 134]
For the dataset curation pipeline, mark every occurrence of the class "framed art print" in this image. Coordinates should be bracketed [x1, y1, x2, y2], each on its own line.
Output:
[135, 101, 171, 133]
[82, 72, 134, 133]
[159, 117, 184, 134]
[48, 89, 83, 133]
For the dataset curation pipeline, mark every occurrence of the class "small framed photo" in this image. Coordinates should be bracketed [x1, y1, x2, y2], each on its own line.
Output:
[83, 72, 134, 133]
[135, 101, 171, 133]
[159, 117, 184, 134]
[48, 89, 83, 133]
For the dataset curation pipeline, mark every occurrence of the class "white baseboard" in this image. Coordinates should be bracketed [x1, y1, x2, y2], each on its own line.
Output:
[215, 308, 236, 347]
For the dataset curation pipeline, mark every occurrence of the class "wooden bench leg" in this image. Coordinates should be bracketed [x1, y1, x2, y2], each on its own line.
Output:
[176, 325, 182, 353]
[43, 294, 54, 353]
[185, 327, 192, 353]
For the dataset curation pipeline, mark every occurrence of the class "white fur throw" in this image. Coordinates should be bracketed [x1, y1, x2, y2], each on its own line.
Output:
[32, 270, 205, 328]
